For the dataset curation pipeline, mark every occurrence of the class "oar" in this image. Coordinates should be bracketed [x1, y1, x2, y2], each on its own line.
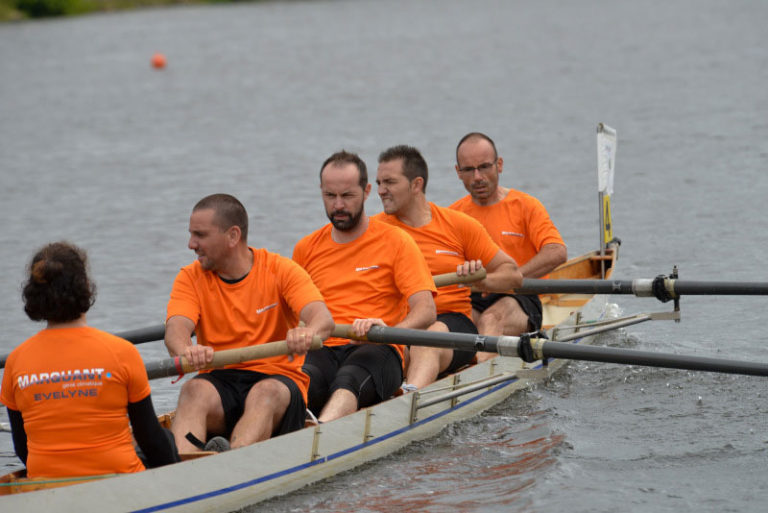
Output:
[331, 324, 768, 377]
[0, 323, 169, 369]
[145, 336, 323, 380]
[114, 324, 166, 344]
[514, 276, 768, 302]
[433, 269, 486, 287]
[0, 271, 485, 370]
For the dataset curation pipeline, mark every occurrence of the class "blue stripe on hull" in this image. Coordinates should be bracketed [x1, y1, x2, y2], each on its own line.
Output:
[134, 330, 593, 513]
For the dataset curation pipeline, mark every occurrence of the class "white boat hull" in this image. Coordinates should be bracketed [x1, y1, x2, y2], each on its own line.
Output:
[1, 279, 614, 512]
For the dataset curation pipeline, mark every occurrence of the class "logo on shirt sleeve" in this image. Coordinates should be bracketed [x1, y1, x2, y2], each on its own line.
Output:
[501, 231, 524, 238]
[355, 265, 380, 272]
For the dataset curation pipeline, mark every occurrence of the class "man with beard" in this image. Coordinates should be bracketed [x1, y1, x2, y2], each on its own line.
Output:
[451, 133, 567, 361]
[293, 151, 436, 422]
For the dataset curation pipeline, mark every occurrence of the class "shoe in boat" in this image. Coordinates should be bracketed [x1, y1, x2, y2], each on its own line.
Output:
[204, 436, 231, 452]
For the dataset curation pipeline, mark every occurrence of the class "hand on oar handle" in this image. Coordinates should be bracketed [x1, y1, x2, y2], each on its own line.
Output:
[145, 337, 323, 380]
[433, 268, 487, 287]
[331, 324, 365, 341]
[202, 337, 323, 372]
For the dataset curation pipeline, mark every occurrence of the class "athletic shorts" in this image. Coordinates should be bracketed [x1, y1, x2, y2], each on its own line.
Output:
[193, 369, 306, 437]
[436, 312, 478, 375]
[303, 344, 403, 415]
[470, 292, 543, 331]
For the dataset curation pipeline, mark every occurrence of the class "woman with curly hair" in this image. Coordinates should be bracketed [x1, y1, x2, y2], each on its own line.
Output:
[0, 242, 178, 478]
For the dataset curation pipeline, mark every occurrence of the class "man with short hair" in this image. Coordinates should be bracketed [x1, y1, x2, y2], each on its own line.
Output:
[293, 151, 437, 422]
[165, 193, 334, 452]
[375, 145, 522, 388]
[451, 133, 567, 359]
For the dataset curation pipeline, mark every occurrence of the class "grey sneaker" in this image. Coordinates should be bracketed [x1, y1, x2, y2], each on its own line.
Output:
[204, 436, 231, 452]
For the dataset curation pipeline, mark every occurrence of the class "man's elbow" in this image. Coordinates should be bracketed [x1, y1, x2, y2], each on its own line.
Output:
[426, 303, 437, 328]
[417, 298, 437, 329]
[555, 244, 568, 266]
[318, 311, 336, 340]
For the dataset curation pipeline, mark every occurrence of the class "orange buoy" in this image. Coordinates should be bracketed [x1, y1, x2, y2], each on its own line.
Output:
[151, 53, 167, 69]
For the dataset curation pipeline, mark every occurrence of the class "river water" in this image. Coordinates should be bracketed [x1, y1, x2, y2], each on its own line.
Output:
[1, 0, 767, 511]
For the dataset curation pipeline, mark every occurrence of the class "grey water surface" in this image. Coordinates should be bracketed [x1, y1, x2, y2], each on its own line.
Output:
[1, 0, 767, 511]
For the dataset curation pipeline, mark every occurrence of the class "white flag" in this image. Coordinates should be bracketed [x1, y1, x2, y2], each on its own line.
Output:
[597, 123, 617, 195]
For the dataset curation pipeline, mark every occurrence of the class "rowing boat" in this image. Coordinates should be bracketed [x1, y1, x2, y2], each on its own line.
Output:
[0, 125, 623, 511]
[0, 243, 620, 511]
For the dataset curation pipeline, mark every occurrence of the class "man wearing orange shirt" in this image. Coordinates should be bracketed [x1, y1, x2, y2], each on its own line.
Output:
[375, 145, 523, 388]
[293, 151, 436, 422]
[165, 194, 334, 452]
[451, 133, 567, 359]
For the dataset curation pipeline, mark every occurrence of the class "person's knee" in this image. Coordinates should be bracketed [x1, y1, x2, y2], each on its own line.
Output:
[332, 368, 362, 398]
[246, 379, 290, 410]
[482, 299, 528, 336]
[331, 365, 378, 408]
[178, 378, 217, 407]
[304, 363, 329, 414]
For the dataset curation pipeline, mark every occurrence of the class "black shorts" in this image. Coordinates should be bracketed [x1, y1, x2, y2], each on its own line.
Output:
[470, 292, 543, 331]
[193, 369, 306, 437]
[303, 344, 403, 415]
[436, 312, 478, 374]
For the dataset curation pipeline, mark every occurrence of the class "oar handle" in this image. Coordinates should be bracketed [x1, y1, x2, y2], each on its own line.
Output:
[202, 337, 323, 371]
[145, 336, 323, 380]
[332, 324, 364, 341]
[433, 268, 486, 287]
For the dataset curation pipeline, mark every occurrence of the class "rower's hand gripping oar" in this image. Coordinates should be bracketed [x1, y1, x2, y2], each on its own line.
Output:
[145, 336, 323, 380]
[433, 268, 486, 287]
[331, 324, 768, 378]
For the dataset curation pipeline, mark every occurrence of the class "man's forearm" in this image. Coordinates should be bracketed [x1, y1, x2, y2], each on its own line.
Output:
[396, 291, 436, 330]
[484, 261, 523, 292]
[164, 316, 195, 357]
[520, 244, 567, 278]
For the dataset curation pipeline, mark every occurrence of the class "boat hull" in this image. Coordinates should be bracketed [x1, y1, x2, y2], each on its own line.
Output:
[1, 248, 617, 512]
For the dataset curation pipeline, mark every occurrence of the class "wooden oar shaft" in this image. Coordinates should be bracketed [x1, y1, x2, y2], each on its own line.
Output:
[433, 269, 486, 287]
[145, 337, 322, 380]
[331, 324, 768, 377]
[515, 277, 768, 299]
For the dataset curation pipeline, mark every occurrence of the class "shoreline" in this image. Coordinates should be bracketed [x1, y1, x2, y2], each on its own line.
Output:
[0, 0, 245, 22]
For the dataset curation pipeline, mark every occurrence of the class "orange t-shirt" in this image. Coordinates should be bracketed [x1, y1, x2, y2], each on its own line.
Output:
[166, 247, 324, 403]
[450, 189, 565, 273]
[292, 218, 436, 361]
[375, 202, 501, 318]
[0, 326, 150, 478]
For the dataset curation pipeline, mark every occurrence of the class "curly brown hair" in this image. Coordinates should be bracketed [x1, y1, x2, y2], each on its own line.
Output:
[22, 242, 96, 323]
